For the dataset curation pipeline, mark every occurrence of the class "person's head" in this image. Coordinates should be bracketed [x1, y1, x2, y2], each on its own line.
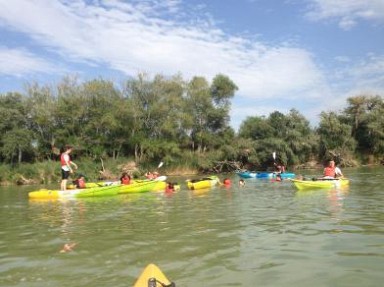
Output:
[329, 160, 335, 167]
[64, 145, 73, 153]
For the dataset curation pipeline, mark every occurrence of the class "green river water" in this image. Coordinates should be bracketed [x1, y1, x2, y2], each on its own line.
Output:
[0, 167, 383, 287]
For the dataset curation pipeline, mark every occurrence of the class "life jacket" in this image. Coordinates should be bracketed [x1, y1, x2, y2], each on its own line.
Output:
[223, 178, 231, 186]
[324, 166, 336, 177]
[76, 178, 86, 188]
[165, 183, 174, 193]
[60, 153, 70, 167]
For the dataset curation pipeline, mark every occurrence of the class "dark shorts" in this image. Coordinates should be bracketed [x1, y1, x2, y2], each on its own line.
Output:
[61, 169, 70, 180]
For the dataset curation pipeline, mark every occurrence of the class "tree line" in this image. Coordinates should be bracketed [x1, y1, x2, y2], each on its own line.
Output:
[0, 73, 383, 173]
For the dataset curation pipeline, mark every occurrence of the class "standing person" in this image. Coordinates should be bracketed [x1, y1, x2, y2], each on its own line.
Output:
[60, 145, 78, 191]
[323, 160, 343, 179]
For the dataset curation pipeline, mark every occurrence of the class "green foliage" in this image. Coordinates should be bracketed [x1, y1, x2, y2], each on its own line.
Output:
[0, 74, 383, 184]
[238, 109, 317, 167]
[317, 111, 356, 163]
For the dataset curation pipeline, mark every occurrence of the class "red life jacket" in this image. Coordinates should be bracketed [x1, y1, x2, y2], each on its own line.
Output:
[223, 178, 231, 185]
[77, 178, 86, 188]
[60, 153, 70, 167]
[324, 166, 335, 177]
[121, 177, 131, 185]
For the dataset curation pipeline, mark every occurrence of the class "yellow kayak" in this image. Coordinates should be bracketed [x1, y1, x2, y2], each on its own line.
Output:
[186, 176, 219, 190]
[28, 184, 121, 199]
[133, 263, 175, 287]
[291, 178, 350, 190]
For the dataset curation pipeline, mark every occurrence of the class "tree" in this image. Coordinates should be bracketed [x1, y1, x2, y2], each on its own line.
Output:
[344, 95, 384, 159]
[317, 111, 356, 164]
[0, 93, 33, 163]
[25, 82, 58, 160]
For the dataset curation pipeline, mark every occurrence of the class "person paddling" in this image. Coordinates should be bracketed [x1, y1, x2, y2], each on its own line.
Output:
[323, 160, 343, 179]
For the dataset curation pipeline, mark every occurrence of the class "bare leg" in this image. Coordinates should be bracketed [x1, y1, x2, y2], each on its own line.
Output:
[61, 179, 68, 191]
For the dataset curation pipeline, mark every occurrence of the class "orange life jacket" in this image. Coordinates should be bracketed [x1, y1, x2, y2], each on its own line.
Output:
[324, 166, 335, 177]
[121, 177, 131, 185]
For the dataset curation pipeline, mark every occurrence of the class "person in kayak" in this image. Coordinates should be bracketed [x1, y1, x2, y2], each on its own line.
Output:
[323, 160, 343, 179]
[271, 173, 282, 182]
[73, 174, 86, 188]
[120, 172, 132, 185]
[274, 162, 285, 173]
[60, 145, 78, 191]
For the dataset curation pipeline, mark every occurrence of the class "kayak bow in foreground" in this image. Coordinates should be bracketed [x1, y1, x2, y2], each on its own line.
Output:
[133, 263, 175, 287]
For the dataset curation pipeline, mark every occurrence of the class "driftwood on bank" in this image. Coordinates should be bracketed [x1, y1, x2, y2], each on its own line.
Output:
[211, 161, 243, 173]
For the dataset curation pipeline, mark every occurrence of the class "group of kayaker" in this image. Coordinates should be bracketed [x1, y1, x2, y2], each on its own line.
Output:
[60, 145, 345, 192]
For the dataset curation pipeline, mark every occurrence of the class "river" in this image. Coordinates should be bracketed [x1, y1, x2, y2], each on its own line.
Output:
[0, 167, 383, 287]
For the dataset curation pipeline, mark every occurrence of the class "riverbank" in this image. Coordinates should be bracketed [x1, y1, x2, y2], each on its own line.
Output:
[0, 159, 200, 186]
[1, 157, 380, 186]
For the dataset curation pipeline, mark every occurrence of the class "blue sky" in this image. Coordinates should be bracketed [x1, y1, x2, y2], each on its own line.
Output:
[1, 0, 383, 130]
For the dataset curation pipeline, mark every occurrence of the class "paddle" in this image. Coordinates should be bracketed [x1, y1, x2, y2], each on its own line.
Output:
[157, 161, 164, 169]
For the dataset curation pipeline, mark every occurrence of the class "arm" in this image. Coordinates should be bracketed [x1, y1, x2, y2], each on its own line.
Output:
[335, 167, 343, 177]
[70, 161, 78, 170]
[64, 154, 77, 172]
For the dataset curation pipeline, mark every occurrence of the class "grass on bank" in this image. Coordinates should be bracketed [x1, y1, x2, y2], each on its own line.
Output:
[0, 157, 200, 186]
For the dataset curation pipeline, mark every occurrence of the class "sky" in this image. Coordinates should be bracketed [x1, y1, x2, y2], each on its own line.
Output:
[0, 0, 383, 131]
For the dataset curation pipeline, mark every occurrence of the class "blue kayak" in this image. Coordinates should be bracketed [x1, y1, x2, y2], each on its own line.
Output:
[237, 171, 295, 179]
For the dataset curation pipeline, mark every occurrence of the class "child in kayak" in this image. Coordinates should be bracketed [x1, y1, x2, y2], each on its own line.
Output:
[73, 174, 86, 188]
[120, 172, 132, 185]
[323, 160, 343, 179]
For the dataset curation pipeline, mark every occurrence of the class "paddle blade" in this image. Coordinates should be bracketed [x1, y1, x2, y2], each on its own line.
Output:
[272, 152, 276, 160]
[157, 162, 164, 168]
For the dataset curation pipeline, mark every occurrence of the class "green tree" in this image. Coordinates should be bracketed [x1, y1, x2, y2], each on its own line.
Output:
[25, 82, 59, 160]
[0, 93, 33, 163]
[317, 111, 356, 164]
[344, 95, 384, 159]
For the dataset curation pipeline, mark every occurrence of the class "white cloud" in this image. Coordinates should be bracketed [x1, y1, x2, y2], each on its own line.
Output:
[306, 0, 384, 29]
[0, 47, 55, 76]
[0, 0, 325, 100]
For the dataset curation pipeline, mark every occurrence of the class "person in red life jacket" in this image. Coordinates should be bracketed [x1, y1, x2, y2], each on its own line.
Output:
[73, 174, 86, 188]
[60, 145, 78, 191]
[145, 172, 155, 179]
[165, 182, 175, 193]
[223, 178, 231, 186]
[271, 173, 282, 182]
[120, 172, 131, 185]
[323, 160, 343, 179]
